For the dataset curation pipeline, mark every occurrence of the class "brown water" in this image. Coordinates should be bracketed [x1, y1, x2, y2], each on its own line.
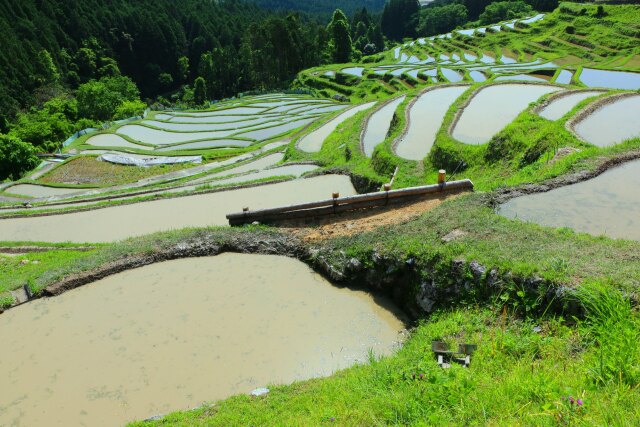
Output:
[499, 159, 640, 241]
[0, 175, 357, 243]
[0, 254, 406, 426]
[573, 95, 640, 147]
[452, 84, 561, 144]
[395, 86, 469, 160]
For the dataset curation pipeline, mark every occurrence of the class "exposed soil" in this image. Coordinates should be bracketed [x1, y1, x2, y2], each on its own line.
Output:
[281, 193, 461, 242]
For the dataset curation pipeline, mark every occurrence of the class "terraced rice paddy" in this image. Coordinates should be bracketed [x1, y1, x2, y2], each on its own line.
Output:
[342, 67, 364, 77]
[578, 68, 640, 90]
[0, 254, 404, 426]
[573, 95, 640, 147]
[555, 69, 573, 84]
[538, 91, 603, 121]
[500, 159, 640, 241]
[82, 95, 347, 154]
[3, 184, 86, 198]
[0, 175, 356, 243]
[297, 102, 377, 153]
[395, 86, 468, 160]
[452, 84, 561, 145]
[361, 96, 406, 157]
[86, 134, 149, 150]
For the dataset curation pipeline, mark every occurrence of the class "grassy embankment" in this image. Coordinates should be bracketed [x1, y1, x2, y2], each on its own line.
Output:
[1, 3, 640, 424]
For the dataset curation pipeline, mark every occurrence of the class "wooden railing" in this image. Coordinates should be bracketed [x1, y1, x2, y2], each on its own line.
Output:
[226, 178, 473, 226]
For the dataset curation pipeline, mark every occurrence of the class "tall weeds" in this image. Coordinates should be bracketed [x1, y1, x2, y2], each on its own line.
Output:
[576, 282, 640, 387]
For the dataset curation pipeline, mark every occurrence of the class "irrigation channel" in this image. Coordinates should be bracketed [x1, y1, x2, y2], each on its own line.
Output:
[0, 253, 406, 426]
[499, 159, 640, 242]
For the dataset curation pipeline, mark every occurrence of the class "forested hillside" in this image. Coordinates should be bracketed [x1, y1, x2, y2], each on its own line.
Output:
[249, 0, 385, 18]
[0, 0, 318, 130]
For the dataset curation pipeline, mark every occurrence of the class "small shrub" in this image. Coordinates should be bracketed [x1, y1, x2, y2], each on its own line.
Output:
[370, 146, 397, 176]
[428, 142, 468, 172]
[565, 25, 575, 34]
[0, 134, 41, 180]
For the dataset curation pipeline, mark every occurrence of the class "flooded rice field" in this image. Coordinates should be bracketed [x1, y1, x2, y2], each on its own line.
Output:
[362, 96, 406, 157]
[573, 95, 640, 146]
[452, 84, 561, 144]
[3, 184, 85, 198]
[342, 67, 364, 77]
[0, 175, 357, 243]
[0, 254, 405, 426]
[297, 102, 376, 153]
[499, 159, 640, 241]
[538, 91, 603, 121]
[469, 71, 486, 82]
[85, 134, 149, 150]
[191, 164, 319, 189]
[441, 68, 463, 82]
[142, 119, 270, 132]
[395, 85, 469, 160]
[555, 69, 573, 85]
[117, 125, 235, 145]
[234, 118, 316, 141]
[495, 74, 548, 82]
[156, 114, 261, 124]
[579, 68, 640, 90]
[156, 139, 253, 152]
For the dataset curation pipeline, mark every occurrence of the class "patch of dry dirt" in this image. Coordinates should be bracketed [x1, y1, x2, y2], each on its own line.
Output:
[281, 194, 462, 242]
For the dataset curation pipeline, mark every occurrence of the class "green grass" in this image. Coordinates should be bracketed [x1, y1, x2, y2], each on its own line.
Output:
[0, 249, 99, 296]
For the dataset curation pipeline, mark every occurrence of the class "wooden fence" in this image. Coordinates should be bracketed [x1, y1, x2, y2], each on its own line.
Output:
[226, 178, 473, 226]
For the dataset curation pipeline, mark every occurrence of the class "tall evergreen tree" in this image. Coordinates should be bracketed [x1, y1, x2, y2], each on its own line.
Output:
[327, 9, 353, 63]
[193, 76, 206, 105]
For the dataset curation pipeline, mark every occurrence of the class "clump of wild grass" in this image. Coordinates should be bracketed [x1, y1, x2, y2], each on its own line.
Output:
[576, 282, 640, 387]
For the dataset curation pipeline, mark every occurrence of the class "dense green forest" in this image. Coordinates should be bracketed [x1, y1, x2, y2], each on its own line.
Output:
[249, 0, 385, 18]
[0, 0, 387, 177]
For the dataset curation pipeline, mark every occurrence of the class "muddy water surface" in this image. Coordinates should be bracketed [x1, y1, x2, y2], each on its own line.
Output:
[499, 159, 640, 241]
[4, 184, 85, 198]
[452, 84, 561, 144]
[0, 254, 406, 426]
[538, 91, 602, 121]
[85, 134, 149, 150]
[574, 95, 640, 146]
[362, 96, 406, 157]
[297, 103, 376, 153]
[0, 175, 356, 243]
[395, 86, 468, 160]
